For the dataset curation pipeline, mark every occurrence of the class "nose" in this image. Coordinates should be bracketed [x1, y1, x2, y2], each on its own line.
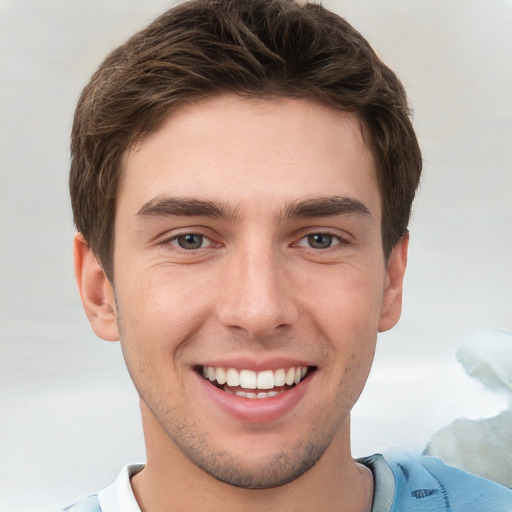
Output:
[217, 243, 299, 339]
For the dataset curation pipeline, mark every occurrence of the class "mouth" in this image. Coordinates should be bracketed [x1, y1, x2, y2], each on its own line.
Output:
[198, 365, 314, 399]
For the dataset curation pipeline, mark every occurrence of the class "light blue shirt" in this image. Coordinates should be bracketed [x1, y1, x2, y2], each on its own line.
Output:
[62, 453, 512, 511]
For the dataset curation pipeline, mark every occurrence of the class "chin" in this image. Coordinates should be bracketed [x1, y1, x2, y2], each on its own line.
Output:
[188, 438, 328, 489]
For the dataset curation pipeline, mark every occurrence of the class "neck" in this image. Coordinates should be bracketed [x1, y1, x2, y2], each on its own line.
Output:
[132, 402, 373, 512]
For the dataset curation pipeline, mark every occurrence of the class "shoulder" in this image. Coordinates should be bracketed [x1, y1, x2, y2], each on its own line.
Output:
[369, 451, 512, 512]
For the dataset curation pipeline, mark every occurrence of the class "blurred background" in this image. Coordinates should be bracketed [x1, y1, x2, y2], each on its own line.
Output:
[1, 0, 511, 510]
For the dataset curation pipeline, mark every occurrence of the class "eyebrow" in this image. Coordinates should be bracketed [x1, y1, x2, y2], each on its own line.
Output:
[136, 196, 240, 220]
[136, 195, 371, 222]
[281, 196, 372, 221]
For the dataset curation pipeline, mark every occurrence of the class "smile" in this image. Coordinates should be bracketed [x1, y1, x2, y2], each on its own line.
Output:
[201, 366, 311, 399]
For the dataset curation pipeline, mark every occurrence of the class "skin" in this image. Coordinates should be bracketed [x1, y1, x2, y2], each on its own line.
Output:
[75, 94, 408, 512]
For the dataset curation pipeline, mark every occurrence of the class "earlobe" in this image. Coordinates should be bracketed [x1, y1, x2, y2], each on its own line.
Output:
[378, 235, 409, 333]
[74, 233, 119, 341]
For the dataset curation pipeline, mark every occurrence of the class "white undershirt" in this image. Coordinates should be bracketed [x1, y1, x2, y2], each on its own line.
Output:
[97, 464, 144, 512]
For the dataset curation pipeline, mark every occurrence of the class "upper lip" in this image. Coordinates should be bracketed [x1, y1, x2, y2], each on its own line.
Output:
[196, 357, 314, 372]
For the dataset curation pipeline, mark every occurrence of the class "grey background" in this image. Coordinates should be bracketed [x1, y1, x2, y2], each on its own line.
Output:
[1, 0, 511, 510]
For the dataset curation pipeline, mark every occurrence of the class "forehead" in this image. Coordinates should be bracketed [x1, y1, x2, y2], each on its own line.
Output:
[119, 94, 379, 219]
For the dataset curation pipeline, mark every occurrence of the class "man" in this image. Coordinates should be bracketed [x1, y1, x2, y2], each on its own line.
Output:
[67, 1, 512, 510]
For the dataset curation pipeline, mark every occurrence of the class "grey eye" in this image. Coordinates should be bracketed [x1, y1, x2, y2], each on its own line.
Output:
[177, 234, 204, 249]
[307, 234, 333, 249]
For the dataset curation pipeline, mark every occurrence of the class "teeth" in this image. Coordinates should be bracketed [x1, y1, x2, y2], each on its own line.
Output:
[216, 367, 226, 385]
[226, 368, 240, 387]
[274, 368, 286, 386]
[202, 365, 309, 391]
[257, 370, 274, 390]
[240, 369, 257, 389]
[234, 390, 283, 399]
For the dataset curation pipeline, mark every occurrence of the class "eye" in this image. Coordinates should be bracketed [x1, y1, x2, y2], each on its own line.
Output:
[307, 233, 335, 249]
[297, 233, 341, 249]
[171, 233, 211, 250]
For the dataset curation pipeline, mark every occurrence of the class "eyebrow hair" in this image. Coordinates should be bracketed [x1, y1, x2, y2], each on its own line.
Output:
[136, 196, 240, 220]
[136, 195, 371, 223]
[281, 196, 372, 220]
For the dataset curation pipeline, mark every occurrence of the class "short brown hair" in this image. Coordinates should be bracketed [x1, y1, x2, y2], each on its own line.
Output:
[70, 0, 422, 280]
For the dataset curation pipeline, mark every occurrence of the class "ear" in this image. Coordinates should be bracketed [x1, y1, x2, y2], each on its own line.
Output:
[378, 234, 409, 333]
[74, 233, 119, 341]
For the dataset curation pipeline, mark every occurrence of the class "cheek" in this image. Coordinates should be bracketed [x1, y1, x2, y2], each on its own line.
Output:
[114, 268, 214, 368]
[306, 265, 385, 332]
[303, 266, 384, 389]
[121, 264, 214, 321]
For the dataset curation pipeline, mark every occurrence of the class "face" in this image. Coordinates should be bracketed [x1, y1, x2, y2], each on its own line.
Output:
[76, 95, 407, 488]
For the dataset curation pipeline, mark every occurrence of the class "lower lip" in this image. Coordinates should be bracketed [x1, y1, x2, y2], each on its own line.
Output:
[196, 372, 312, 424]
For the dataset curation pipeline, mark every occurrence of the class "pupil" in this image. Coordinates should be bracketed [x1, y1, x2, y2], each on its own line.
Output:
[308, 234, 332, 249]
[178, 234, 203, 249]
